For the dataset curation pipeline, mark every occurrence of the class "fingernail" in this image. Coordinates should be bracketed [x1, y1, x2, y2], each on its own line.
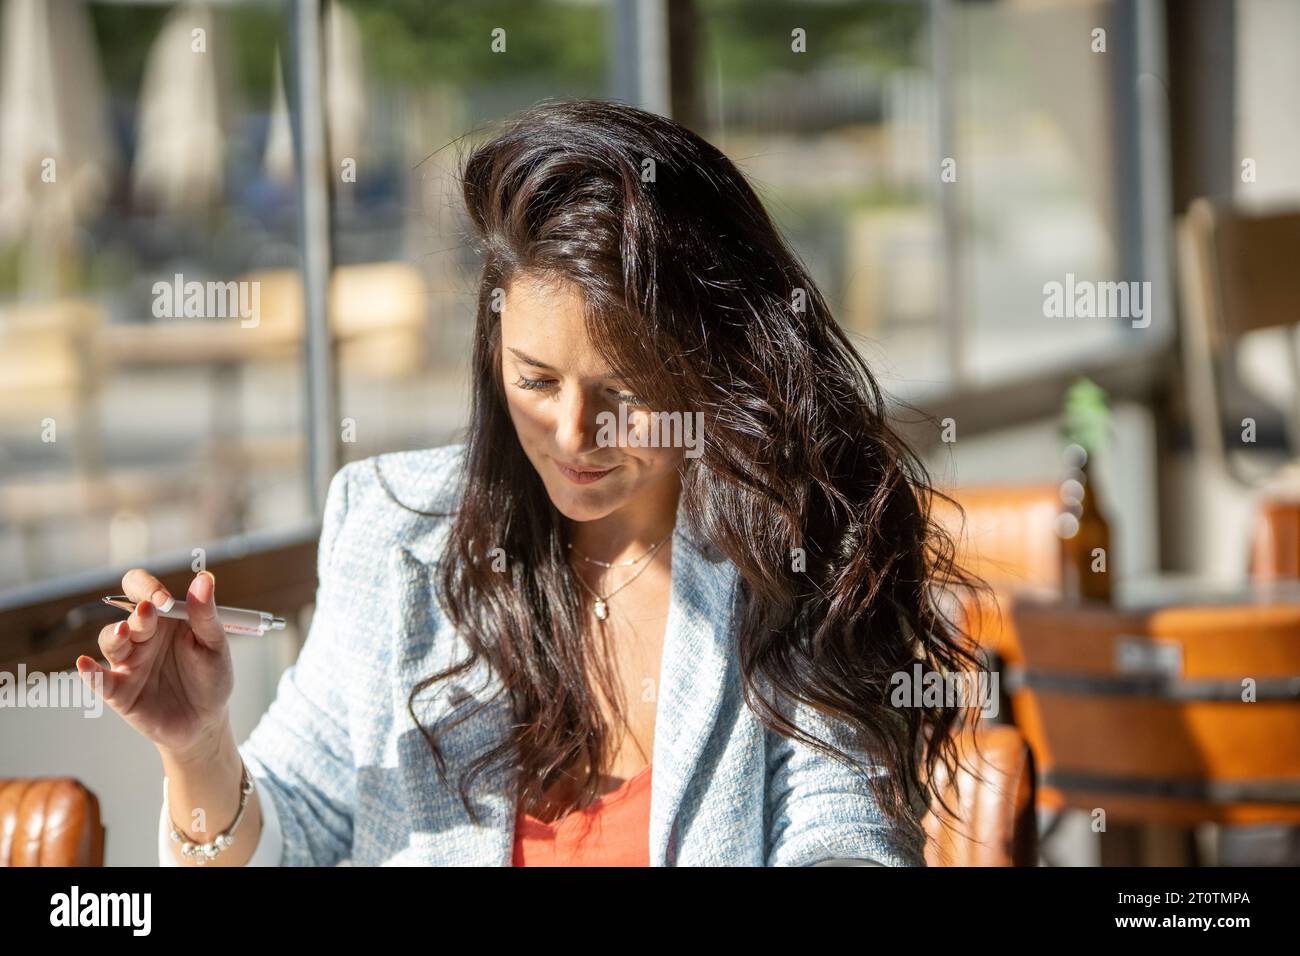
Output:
[138, 599, 152, 619]
[152, 590, 174, 613]
[115, 621, 129, 638]
[189, 572, 213, 602]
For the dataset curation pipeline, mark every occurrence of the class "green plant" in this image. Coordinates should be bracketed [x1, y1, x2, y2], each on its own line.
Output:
[1061, 376, 1110, 457]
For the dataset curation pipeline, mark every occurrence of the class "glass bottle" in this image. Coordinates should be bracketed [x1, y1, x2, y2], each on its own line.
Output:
[1058, 443, 1113, 603]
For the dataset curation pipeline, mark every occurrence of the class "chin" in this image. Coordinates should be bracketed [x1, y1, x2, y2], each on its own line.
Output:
[545, 483, 625, 522]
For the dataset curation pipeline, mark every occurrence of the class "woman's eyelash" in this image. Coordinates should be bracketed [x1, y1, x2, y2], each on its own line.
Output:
[512, 375, 644, 405]
[514, 375, 556, 391]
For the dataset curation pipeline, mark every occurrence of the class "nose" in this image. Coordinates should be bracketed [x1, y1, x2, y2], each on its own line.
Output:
[553, 384, 603, 458]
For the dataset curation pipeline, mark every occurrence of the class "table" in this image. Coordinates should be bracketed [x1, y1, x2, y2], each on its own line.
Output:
[970, 575, 1300, 864]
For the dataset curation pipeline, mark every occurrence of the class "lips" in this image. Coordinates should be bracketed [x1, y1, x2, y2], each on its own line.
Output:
[554, 459, 619, 484]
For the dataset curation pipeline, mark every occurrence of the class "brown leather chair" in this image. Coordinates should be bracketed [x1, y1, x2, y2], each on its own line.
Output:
[0, 778, 105, 866]
[923, 723, 1039, 866]
[1176, 199, 1300, 490]
[934, 484, 1063, 594]
[1009, 598, 1300, 827]
[932, 483, 1062, 665]
[1250, 497, 1300, 581]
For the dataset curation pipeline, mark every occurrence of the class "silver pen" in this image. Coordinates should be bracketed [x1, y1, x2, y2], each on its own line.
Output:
[102, 595, 287, 637]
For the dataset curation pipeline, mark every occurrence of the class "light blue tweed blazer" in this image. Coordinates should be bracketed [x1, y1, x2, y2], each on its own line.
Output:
[237, 443, 927, 866]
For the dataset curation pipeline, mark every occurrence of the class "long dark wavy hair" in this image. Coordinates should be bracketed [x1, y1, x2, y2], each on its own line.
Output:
[395, 98, 988, 835]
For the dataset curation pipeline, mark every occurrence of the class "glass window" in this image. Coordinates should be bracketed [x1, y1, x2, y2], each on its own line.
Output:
[328, 0, 613, 460]
[951, 0, 1135, 384]
[0, 1, 306, 590]
[694, 0, 944, 399]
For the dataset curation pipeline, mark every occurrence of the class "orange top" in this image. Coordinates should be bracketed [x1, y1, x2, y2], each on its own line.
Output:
[512, 764, 652, 866]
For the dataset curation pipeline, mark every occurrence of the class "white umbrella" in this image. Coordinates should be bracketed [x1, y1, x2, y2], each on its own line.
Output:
[263, 1, 366, 184]
[0, 0, 115, 247]
[131, 2, 231, 215]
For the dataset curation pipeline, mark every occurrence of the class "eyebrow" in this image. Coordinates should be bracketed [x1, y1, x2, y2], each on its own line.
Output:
[505, 347, 555, 370]
[506, 347, 619, 380]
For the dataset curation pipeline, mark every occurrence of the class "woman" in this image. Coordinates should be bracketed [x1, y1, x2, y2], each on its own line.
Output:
[81, 99, 983, 866]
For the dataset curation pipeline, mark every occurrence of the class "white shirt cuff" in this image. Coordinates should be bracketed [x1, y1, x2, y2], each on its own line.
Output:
[158, 775, 283, 866]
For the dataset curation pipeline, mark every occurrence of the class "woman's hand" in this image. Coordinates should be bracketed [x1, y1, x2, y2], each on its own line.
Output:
[77, 568, 235, 761]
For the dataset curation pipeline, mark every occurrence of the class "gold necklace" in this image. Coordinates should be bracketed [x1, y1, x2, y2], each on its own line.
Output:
[570, 534, 671, 621]
[567, 528, 673, 568]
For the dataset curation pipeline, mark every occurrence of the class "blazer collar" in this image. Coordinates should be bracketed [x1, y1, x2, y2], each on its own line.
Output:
[386, 459, 739, 866]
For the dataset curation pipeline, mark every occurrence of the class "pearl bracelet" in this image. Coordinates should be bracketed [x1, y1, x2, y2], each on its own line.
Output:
[165, 760, 255, 865]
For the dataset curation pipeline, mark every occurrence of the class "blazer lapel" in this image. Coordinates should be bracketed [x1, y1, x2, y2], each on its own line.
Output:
[385, 478, 740, 867]
[392, 527, 517, 866]
[648, 522, 740, 865]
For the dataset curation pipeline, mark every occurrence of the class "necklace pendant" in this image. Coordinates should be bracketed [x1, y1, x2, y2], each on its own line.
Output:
[593, 599, 609, 621]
